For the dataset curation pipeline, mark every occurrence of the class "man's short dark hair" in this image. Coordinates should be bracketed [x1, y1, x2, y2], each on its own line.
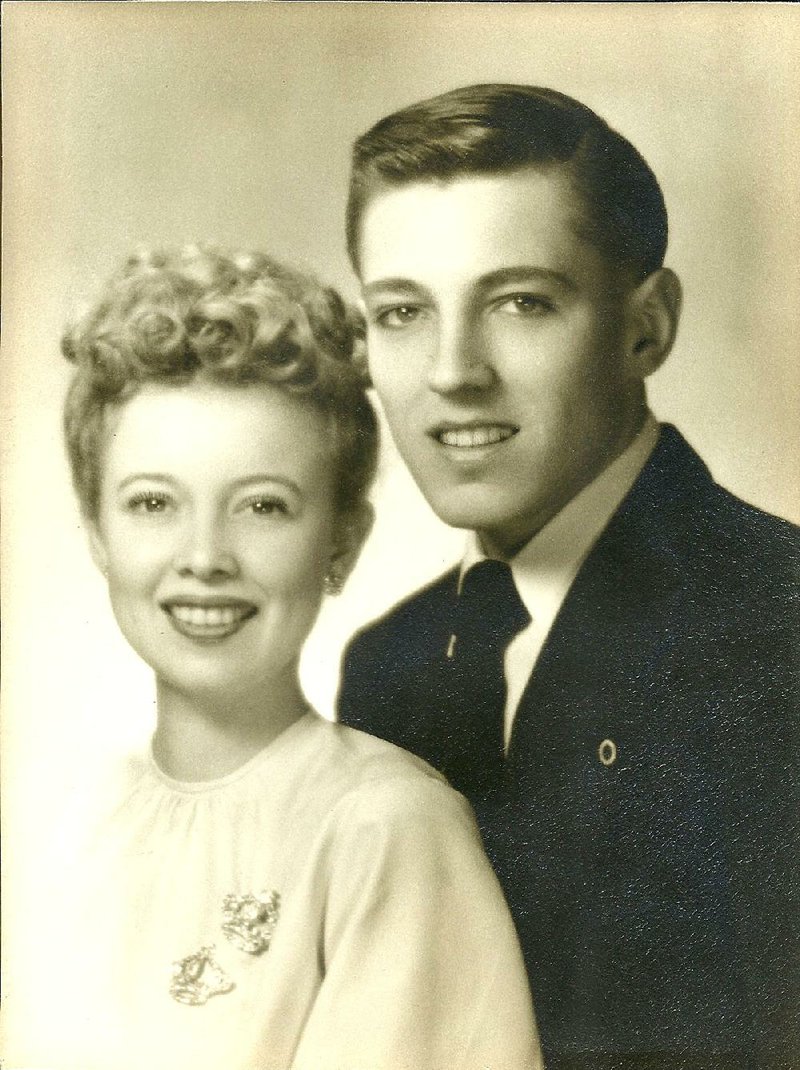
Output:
[347, 83, 668, 283]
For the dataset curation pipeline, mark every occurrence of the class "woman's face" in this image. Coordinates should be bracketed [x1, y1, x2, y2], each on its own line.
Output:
[90, 380, 341, 704]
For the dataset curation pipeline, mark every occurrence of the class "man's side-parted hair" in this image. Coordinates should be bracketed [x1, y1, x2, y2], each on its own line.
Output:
[62, 247, 378, 522]
[347, 83, 669, 283]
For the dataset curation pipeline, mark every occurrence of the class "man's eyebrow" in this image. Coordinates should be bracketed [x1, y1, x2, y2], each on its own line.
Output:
[476, 266, 578, 292]
[362, 266, 578, 299]
[362, 278, 428, 299]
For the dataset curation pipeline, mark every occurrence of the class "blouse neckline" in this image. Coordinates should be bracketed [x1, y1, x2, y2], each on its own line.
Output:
[145, 710, 318, 796]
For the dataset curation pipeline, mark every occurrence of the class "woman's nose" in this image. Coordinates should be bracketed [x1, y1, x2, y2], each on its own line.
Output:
[426, 319, 495, 395]
[174, 522, 239, 582]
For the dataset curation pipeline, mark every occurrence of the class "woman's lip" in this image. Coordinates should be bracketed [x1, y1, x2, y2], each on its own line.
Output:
[160, 596, 256, 609]
[161, 600, 257, 640]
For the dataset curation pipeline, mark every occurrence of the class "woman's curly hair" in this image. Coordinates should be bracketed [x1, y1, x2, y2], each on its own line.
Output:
[62, 247, 378, 521]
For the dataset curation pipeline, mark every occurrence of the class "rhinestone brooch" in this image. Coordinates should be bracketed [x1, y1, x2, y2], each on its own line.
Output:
[221, 889, 281, 955]
[170, 945, 234, 1005]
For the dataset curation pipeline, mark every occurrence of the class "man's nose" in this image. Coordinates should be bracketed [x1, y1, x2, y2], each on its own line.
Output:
[174, 518, 239, 582]
[426, 317, 495, 394]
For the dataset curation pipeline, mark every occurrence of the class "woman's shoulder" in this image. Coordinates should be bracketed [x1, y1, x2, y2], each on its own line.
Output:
[302, 714, 443, 788]
[298, 715, 476, 833]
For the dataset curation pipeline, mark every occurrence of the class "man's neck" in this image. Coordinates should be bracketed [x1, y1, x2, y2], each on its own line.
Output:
[472, 413, 660, 566]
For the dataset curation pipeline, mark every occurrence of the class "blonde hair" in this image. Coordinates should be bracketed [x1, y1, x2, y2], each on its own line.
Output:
[63, 247, 378, 520]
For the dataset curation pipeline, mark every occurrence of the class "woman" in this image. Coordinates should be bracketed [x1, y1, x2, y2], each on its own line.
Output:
[5, 248, 541, 1070]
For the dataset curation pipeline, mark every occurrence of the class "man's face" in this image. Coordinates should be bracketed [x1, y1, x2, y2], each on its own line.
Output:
[359, 166, 646, 558]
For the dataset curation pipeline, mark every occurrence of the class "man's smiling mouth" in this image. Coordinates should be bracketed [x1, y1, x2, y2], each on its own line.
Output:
[433, 425, 519, 449]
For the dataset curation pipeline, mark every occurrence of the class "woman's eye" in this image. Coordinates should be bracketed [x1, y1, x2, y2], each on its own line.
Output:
[242, 497, 289, 517]
[127, 491, 171, 514]
[374, 305, 422, 329]
[498, 293, 556, 316]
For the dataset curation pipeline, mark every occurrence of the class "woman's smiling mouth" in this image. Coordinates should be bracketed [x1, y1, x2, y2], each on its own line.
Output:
[162, 600, 258, 641]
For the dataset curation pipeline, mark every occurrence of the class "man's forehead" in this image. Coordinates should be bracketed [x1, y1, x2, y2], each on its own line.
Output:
[358, 165, 603, 287]
[361, 164, 583, 224]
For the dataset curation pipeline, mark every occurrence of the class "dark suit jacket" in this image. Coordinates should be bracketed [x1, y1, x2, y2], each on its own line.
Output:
[338, 426, 800, 1070]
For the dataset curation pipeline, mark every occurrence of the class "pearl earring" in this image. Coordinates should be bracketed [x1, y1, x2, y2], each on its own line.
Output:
[323, 565, 344, 596]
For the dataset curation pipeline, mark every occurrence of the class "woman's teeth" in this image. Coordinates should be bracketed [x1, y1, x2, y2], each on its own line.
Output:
[170, 605, 244, 627]
[164, 603, 257, 639]
[437, 426, 516, 448]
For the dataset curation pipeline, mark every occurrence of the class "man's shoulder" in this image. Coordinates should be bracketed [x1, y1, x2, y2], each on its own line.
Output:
[625, 424, 800, 579]
[706, 483, 800, 569]
[338, 568, 459, 733]
[346, 566, 459, 656]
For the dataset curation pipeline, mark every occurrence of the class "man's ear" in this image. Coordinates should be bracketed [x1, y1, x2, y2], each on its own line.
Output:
[87, 520, 109, 577]
[624, 268, 682, 378]
[327, 502, 375, 594]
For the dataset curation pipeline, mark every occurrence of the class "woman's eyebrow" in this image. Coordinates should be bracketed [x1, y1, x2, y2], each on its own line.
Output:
[115, 474, 303, 496]
[116, 472, 175, 490]
[228, 475, 302, 496]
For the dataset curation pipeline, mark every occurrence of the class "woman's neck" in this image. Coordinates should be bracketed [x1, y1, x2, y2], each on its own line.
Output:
[152, 675, 308, 782]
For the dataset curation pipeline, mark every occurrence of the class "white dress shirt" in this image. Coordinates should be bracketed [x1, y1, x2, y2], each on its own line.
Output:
[461, 415, 660, 749]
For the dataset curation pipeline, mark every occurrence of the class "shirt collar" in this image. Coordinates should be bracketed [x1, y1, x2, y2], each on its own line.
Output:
[461, 415, 661, 622]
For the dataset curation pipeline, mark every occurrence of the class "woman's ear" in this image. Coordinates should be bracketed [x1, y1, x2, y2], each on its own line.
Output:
[87, 520, 109, 577]
[624, 268, 682, 379]
[326, 502, 375, 595]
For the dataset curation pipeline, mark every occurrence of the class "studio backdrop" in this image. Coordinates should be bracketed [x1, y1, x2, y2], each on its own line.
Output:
[2, 1, 798, 794]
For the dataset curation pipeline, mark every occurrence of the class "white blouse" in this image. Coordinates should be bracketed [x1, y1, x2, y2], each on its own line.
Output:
[5, 713, 541, 1070]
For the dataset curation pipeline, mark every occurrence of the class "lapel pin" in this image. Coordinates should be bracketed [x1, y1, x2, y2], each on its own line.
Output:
[598, 739, 617, 766]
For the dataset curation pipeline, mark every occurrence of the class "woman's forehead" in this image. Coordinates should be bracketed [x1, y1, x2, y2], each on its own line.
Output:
[99, 380, 333, 489]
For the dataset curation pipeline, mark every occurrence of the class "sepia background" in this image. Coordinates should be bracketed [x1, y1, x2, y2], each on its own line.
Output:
[2, 3, 799, 822]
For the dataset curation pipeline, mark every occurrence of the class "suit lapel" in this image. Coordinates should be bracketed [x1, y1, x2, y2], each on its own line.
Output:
[506, 425, 702, 781]
[399, 570, 463, 771]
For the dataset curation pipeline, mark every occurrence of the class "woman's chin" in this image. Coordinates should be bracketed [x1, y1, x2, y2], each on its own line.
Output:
[153, 656, 303, 713]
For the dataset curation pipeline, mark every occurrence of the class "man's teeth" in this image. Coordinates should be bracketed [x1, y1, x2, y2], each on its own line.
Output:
[170, 606, 244, 627]
[438, 426, 516, 448]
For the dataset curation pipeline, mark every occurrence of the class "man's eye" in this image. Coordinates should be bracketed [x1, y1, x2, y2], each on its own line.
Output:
[374, 305, 421, 329]
[127, 492, 170, 514]
[498, 294, 556, 316]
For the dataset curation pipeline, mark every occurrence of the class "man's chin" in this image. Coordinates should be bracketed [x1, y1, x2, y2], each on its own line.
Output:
[419, 490, 543, 557]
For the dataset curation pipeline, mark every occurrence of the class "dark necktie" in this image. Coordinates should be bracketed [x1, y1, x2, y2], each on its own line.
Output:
[442, 559, 531, 801]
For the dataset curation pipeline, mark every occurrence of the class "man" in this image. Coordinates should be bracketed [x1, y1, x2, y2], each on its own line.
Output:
[337, 85, 799, 1069]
